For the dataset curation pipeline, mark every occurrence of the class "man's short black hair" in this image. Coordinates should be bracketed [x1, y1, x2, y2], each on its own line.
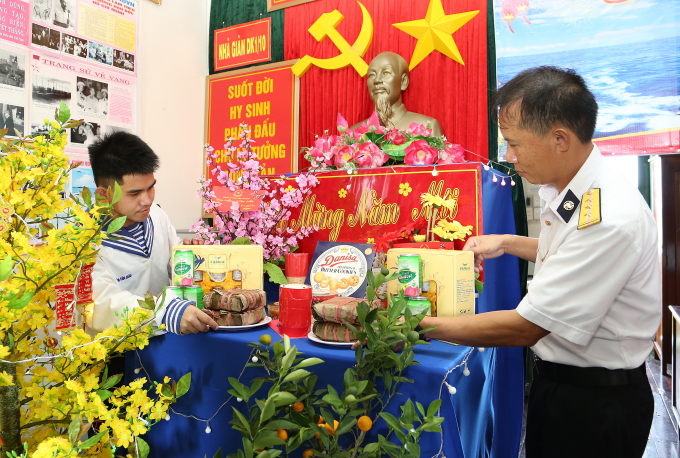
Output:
[88, 131, 159, 188]
[492, 66, 598, 143]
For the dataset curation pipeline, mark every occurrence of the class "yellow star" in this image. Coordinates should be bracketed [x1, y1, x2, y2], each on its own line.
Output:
[393, 0, 479, 70]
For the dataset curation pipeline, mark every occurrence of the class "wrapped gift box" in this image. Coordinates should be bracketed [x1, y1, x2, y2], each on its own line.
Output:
[172, 245, 263, 293]
[385, 248, 475, 318]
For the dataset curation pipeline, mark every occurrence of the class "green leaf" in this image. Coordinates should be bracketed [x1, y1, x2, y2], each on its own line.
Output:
[176, 372, 191, 398]
[96, 389, 113, 401]
[253, 433, 285, 450]
[100, 373, 122, 390]
[213, 449, 224, 458]
[231, 406, 251, 433]
[282, 369, 310, 383]
[405, 442, 420, 457]
[335, 417, 356, 436]
[379, 412, 402, 432]
[136, 437, 150, 458]
[229, 377, 249, 401]
[271, 391, 296, 407]
[259, 396, 276, 425]
[232, 237, 253, 245]
[294, 357, 324, 368]
[262, 419, 299, 431]
[263, 262, 287, 284]
[475, 278, 484, 293]
[80, 186, 92, 207]
[106, 216, 127, 234]
[426, 399, 442, 417]
[280, 345, 297, 373]
[58, 101, 71, 124]
[7, 289, 34, 309]
[0, 254, 13, 281]
[68, 416, 82, 444]
[112, 181, 122, 204]
[76, 429, 107, 449]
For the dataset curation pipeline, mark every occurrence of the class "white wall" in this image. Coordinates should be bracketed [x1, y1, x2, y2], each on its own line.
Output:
[137, 0, 209, 233]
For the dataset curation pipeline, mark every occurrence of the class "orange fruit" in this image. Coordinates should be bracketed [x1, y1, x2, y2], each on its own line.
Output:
[276, 429, 288, 441]
[357, 415, 372, 432]
[315, 415, 324, 424]
[293, 402, 304, 412]
[302, 450, 314, 458]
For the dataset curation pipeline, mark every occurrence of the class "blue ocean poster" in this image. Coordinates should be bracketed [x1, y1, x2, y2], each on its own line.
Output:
[493, 0, 680, 155]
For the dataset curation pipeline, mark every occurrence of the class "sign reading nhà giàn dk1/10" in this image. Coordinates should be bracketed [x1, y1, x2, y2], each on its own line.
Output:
[214, 18, 271, 72]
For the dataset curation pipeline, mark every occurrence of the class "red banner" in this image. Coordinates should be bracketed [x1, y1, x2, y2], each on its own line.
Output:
[206, 60, 300, 181]
[214, 18, 272, 72]
[594, 129, 680, 156]
[281, 163, 483, 254]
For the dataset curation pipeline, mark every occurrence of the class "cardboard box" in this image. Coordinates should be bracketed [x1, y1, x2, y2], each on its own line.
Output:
[172, 245, 263, 293]
[385, 248, 475, 318]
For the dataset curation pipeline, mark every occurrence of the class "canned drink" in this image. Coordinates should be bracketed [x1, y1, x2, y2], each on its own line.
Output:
[406, 296, 431, 316]
[172, 250, 194, 286]
[165, 286, 184, 302]
[183, 285, 204, 309]
[397, 254, 422, 296]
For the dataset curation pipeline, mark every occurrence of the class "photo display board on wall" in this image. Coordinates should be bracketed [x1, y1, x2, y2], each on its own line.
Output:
[0, 0, 139, 172]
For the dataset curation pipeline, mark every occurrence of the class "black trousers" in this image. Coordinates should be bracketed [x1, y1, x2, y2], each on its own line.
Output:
[525, 362, 654, 458]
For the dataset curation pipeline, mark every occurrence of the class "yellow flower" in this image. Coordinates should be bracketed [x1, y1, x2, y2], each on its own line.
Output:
[367, 238, 375, 243]
[0, 370, 14, 386]
[420, 193, 456, 209]
[432, 219, 473, 241]
[0, 344, 9, 359]
[285, 185, 295, 193]
[398, 183, 412, 196]
[338, 188, 347, 198]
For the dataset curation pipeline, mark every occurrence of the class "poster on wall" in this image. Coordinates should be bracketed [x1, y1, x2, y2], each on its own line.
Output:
[31, 0, 138, 75]
[205, 59, 300, 183]
[0, 43, 29, 137]
[1, 0, 30, 46]
[493, 0, 680, 156]
[30, 52, 135, 161]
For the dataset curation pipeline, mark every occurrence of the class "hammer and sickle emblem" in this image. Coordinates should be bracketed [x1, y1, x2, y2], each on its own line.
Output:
[291, 1, 374, 77]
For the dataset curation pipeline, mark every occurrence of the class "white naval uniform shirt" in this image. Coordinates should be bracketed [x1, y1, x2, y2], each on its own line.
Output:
[86, 204, 191, 335]
[516, 145, 661, 369]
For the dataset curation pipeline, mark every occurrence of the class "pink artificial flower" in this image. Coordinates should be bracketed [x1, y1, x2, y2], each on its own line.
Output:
[334, 144, 358, 167]
[407, 122, 433, 137]
[337, 113, 349, 133]
[384, 130, 407, 145]
[354, 112, 385, 135]
[404, 286, 419, 296]
[437, 144, 466, 164]
[403, 139, 439, 165]
[354, 142, 389, 168]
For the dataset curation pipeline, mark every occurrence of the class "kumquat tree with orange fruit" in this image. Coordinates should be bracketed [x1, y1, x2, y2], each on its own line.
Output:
[0, 103, 189, 458]
[225, 271, 444, 458]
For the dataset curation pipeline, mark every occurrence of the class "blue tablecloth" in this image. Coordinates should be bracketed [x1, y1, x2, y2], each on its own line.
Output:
[125, 167, 524, 457]
[127, 328, 519, 458]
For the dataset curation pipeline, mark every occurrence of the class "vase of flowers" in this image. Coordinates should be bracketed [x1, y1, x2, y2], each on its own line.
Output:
[191, 124, 319, 283]
[302, 113, 466, 172]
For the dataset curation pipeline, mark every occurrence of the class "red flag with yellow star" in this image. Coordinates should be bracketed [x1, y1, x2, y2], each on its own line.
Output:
[283, 0, 489, 168]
